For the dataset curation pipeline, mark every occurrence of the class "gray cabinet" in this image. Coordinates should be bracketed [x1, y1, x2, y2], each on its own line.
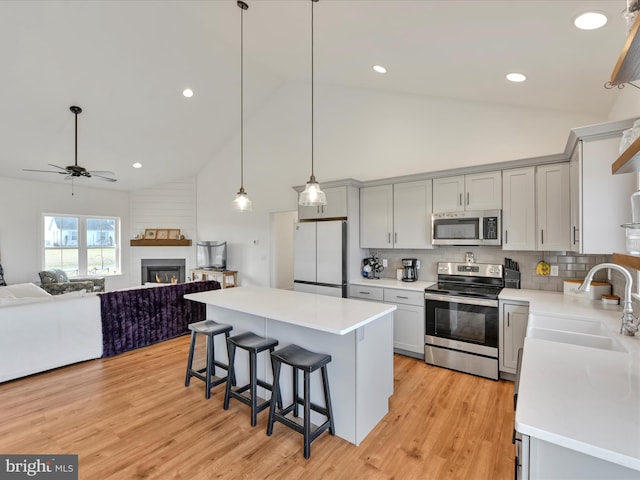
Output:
[536, 163, 570, 251]
[499, 301, 528, 374]
[359, 180, 433, 249]
[433, 171, 502, 213]
[503, 167, 536, 251]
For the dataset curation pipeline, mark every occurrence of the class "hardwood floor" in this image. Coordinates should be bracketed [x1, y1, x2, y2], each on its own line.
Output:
[0, 336, 515, 479]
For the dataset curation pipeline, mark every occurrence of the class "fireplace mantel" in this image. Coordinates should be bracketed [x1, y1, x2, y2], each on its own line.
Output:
[130, 239, 192, 247]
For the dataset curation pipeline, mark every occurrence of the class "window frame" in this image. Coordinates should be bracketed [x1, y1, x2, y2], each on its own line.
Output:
[41, 213, 121, 277]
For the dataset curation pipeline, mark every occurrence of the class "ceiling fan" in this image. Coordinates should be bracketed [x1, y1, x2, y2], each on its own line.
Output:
[23, 105, 117, 183]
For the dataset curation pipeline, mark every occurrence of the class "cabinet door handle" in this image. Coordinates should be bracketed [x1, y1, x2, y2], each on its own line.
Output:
[359, 291, 370, 295]
[394, 232, 397, 243]
[388, 232, 391, 244]
[507, 312, 510, 328]
[541, 229, 544, 245]
[459, 193, 462, 206]
[505, 230, 508, 244]
[467, 192, 470, 206]
[396, 296, 408, 300]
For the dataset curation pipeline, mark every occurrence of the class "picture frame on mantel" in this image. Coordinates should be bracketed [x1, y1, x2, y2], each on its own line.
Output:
[156, 229, 169, 240]
[144, 229, 157, 240]
[168, 229, 181, 240]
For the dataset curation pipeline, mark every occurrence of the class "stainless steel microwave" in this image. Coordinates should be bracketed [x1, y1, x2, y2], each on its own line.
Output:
[431, 210, 501, 246]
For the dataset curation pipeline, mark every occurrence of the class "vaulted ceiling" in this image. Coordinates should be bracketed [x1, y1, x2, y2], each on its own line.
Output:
[0, 0, 630, 191]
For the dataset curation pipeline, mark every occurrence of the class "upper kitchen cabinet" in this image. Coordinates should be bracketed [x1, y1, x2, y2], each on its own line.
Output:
[570, 133, 635, 254]
[360, 180, 434, 249]
[536, 163, 571, 251]
[432, 171, 501, 213]
[298, 186, 348, 220]
[502, 167, 536, 251]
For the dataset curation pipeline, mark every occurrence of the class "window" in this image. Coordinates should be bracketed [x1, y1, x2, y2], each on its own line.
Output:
[43, 214, 121, 276]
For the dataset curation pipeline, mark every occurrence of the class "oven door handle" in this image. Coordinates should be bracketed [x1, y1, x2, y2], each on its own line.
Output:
[424, 292, 498, 308]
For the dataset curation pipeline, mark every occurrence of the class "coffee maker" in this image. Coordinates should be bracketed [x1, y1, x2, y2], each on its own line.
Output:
[401, 258, 418, 282]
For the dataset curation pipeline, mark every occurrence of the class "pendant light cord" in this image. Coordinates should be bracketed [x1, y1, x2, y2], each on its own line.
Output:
[240, 1, 245, 190]
[311, 0, 315, 179]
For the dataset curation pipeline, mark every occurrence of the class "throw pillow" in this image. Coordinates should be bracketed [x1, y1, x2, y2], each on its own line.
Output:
[53, 269, 69, 282]
[39, 270, 59, 285]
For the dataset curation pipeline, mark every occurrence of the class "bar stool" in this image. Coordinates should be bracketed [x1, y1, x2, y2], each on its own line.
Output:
[185, 320, 234, 399]
[266, 344, 335, 459]
[224, 332, 281, 426]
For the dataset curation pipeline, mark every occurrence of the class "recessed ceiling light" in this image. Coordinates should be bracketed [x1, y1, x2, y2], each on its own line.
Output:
[574, 11, 608, 30]
[132, 162, 142, 169]
[506, 72, 527, 83]
[373, 65, 387, 74]
[182, 88, 194, 98]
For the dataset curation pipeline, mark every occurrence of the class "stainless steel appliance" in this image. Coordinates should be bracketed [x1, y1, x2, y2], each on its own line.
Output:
[401, 258, 418, 282]
[293, 220, 347, 298]
[431, 210, 501, 246]
[424, 262, 504, 380]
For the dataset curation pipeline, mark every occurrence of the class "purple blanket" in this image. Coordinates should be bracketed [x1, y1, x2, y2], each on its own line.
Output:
[99, 281, 220, 357]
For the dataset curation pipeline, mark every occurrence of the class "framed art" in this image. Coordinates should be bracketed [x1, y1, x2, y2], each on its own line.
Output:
[144, 229, 157, 240]
[156, 229, 169, 240]
[168, 229, 181, 240]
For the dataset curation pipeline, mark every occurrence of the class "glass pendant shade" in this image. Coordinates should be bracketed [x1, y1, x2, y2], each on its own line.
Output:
[232, 187, 252, 211]
[299, 175, 326, 206]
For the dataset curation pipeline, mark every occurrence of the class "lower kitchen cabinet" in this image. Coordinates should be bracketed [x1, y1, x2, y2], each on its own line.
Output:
[349, 284, 424, 359]
[499, 301, 528, 375]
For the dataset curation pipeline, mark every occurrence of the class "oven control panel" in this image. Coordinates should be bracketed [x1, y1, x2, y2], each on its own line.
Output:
[437, 262, 503, 278]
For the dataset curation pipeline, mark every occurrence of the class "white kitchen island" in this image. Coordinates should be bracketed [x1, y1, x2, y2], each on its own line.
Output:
[184, 286, 397, 446]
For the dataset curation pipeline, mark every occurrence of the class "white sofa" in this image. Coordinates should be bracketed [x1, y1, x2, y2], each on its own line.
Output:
[0, 283, 102, 383]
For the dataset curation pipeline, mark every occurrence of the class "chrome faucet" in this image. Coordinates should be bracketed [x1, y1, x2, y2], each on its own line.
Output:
[577, 263, 638, 336]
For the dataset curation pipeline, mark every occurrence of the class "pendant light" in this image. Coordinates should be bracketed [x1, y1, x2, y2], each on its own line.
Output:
[299, 0, 326, 207]
[232, 0, 252, 212]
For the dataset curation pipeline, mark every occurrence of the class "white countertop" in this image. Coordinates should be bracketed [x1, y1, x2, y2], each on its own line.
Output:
[185, 286, 396, 336]
[502, 288, 640, 471]
[349, 278, 435, 291]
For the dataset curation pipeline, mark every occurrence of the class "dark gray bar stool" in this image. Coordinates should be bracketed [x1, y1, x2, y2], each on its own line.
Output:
[266, 344, 335, 459]
[185, 320, 233, 399]
[224, 332, 281, 426]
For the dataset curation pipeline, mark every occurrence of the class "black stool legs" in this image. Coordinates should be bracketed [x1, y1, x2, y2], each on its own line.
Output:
[267, 344, 335, 459]
[223, 332, 282, 426]
[185, 320, 234, 399]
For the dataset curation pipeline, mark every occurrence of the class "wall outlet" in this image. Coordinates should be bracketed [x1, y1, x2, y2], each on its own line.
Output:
[550, 265, 559, 276]
[382, 258, 388, 267]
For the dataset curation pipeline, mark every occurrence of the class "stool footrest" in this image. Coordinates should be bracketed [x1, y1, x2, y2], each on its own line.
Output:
[271, 410, 333, 441]
[189, 369, 228, 388]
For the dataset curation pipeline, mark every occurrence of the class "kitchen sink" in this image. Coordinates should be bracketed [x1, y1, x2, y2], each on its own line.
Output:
[527, 314, 627, 353]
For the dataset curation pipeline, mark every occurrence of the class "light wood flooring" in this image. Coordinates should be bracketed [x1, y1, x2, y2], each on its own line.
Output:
[0, 335, 515, 479]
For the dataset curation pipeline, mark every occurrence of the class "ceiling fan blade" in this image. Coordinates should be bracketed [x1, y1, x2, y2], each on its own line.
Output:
[47, 164, 70, 172]
[88, 170, 115, 175]
[23, 168, 67, 174]
[91, 174, 117, 182]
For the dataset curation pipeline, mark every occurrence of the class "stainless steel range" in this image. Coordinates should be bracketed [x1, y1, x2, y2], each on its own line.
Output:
[424, 262, 504, 380]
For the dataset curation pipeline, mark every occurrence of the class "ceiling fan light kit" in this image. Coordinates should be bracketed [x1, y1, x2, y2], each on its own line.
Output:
[23, 105, 116, 194]
[299, 0, 326, 208]
[232, 0, 253, 212]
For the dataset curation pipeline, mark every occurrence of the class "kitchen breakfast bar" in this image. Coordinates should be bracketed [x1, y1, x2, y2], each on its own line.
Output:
[184, 286, 397, 445]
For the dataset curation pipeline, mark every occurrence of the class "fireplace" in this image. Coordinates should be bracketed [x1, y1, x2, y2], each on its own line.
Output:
[141, 259, 186, 285]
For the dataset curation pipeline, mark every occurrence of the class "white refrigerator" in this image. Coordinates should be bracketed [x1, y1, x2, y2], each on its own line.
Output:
[293, 220, 347, 298]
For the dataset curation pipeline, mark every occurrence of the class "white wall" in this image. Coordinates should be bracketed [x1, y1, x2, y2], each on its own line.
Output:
[0, 176, 131, 289]
[607, 86, 640, 122]
[197, 81, 605, 287]
[270, 210, 297, 289]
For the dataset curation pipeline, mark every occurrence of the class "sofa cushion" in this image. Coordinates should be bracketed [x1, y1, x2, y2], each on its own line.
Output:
[3, 283, 51, 298]
[0, 288, 16, 299]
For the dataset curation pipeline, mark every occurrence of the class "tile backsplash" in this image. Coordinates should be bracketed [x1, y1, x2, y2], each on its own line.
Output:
[366, 246, 615, 292]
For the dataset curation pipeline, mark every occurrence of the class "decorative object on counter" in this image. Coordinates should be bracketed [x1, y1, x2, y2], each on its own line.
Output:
[396, 268, 403, 281]
[298, 0, 326, 208]
[232, 0, 252, 212]
[564, 279, 611, 299]
[535, 260, 550, 276]
[602, 294, 620, 305]
[361, 255, 383, 279]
